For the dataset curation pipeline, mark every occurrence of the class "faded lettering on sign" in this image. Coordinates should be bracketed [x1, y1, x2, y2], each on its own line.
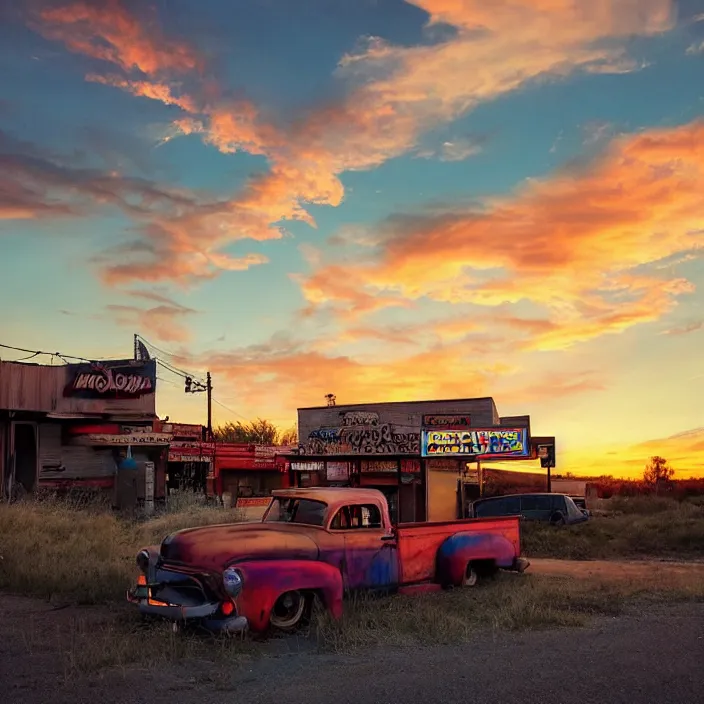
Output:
[64, 360, 156, 398]
[342, 411, 380, 426]
[422, 414, 471, 428]
[300, 423, 419, 455]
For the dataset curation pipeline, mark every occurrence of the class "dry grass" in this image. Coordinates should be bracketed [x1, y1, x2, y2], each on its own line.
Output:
[311, 570, 704, 653]
[0, 497, 245, 604]
[522, 498, 704, 560]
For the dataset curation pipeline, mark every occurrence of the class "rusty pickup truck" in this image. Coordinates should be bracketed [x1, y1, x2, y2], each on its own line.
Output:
[127, 487, 529, 634]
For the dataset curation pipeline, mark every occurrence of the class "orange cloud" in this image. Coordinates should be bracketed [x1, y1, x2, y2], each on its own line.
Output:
[300, 119, 704, 349]
[106, 291, 197, 342]
[33, 0, 203, 75]
[27, 0, 679, 288]
[195, 341, 513, 417]
[86, 73, 198, 112]
[188, 0, 673, 283]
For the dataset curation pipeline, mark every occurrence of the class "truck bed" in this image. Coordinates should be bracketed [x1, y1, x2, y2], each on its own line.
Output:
[395, 516, 521, 585]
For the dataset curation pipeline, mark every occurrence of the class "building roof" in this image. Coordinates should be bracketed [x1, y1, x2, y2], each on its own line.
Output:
[297, 396, 496, 410]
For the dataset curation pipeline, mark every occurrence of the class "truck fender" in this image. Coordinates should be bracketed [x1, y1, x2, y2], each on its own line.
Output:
[231, 559, 344, 633]
[436, 532, 518, 586]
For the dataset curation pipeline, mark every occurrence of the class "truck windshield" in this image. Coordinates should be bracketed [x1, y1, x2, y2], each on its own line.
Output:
[263, 498, 327, 526]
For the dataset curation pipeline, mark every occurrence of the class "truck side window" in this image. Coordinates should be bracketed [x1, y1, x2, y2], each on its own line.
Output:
[331, 504, 382, 530]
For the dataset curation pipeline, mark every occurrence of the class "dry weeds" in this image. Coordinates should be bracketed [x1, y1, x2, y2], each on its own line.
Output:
[0, 496, 245, 603]
[522, 497, 704, 560]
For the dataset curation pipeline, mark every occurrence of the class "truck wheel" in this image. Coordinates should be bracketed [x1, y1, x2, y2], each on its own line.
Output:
[462, 564, 479, 587]
[270, 590, 306, 630]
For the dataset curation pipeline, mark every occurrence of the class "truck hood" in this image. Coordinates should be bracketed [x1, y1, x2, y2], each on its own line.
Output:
[159, 522, 320, 572]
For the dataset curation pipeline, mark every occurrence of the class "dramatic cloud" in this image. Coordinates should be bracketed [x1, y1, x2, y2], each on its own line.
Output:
[27, 0, 677, 286]
[86, 73, 198, 112]
[106, 291, 198, 342]
[0, 129, 191, 220]
[192, 338, 509, 414]
[0, 131, 269, 279]
[299, 119, 704, 349]
[32, 0, 203, 75]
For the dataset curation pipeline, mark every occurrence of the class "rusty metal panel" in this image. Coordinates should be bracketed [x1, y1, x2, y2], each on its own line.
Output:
[0, 361, 156, 417]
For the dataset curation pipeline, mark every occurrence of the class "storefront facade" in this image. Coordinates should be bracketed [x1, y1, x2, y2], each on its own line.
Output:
[289, 398, 552, 523]
[214, 443, 293, 513]
[0, 358, 158, 499]
[156, 421, 213, 493]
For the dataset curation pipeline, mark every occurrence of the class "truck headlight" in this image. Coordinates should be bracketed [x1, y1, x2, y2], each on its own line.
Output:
[223, 567, 243, 597]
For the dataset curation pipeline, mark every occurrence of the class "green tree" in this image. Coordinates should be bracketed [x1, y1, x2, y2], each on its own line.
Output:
[643, 456, 675, 488]
[213, 418, 281, 445]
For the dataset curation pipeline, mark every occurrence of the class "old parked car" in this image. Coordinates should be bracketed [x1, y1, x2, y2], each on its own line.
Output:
[127, 487, 530, 634]
[470, 493, 589, 525]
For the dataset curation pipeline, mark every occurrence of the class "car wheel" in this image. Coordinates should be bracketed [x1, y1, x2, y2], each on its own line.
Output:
[270, 590, 307, 630]
[550, 512, 566, 526]
[462, 563, 479, 587]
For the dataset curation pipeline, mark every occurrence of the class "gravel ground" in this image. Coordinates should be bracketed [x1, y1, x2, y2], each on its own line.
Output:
[1, 593, 703, 704]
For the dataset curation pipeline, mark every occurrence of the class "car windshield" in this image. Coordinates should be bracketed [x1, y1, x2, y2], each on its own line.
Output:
[263, 497, 327, 526]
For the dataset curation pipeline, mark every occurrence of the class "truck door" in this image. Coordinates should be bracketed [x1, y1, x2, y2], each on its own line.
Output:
[331, 503, 399, 591]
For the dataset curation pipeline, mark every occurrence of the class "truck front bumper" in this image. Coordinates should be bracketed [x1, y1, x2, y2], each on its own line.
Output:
[127, 587, 248, 634]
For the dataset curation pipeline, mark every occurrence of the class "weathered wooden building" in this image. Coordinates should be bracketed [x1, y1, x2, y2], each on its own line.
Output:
[0, 359, 164, 499]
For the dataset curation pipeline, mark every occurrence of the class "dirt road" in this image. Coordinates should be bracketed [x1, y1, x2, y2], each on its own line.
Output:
[529, 557, 704, 580]
[2, 591, 703, 704]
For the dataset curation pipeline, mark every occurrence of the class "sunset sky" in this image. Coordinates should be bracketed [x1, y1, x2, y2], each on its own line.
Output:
[1, 0, 702, 478]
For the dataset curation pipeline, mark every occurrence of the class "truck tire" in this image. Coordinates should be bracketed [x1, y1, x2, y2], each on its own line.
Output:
[270, 590, 306, 630]
[462, 563, 479, 587]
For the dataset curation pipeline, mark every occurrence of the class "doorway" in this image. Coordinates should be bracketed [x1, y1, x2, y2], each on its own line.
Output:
[12, 422, 38, 494]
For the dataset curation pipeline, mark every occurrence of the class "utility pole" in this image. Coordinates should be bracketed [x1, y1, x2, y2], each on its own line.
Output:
[206, 371, 212, 440]
[184, 371, 212, 440]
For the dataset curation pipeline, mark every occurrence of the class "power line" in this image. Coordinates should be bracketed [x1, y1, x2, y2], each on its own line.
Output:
[211, 397, 249, 422]
[137, 335, 199, 378]
[0, 342, 123, 363]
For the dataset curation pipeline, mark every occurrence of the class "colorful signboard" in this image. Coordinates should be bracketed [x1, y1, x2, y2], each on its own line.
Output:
[64, 360, 156, 398]
[421, 428, 529, 459]
[422, 414, 471, 429]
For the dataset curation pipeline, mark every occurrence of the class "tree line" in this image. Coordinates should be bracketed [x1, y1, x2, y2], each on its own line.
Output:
[213, 418, 298, 446]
